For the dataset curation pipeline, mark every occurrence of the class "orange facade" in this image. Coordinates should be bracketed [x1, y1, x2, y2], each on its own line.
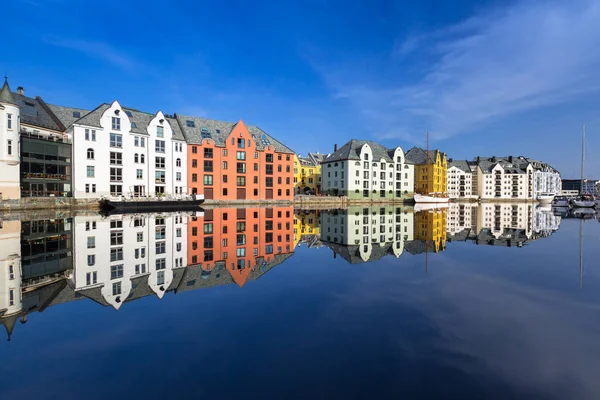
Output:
[187, 121, 294, 200]
[186, 207, 295, 287]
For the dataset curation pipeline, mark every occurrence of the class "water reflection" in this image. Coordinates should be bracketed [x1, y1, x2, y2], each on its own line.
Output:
[0, 202, 564, 340]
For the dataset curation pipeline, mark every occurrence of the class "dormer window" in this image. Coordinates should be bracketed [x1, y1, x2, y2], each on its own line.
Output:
[114, 109, 120, 115]
[112, 117, 121, 131]
[186, 120, 195, 128]
[157, 126, 164, 137]
[125, 110, 133, 117]
[73, 111, 81, 118]
[201, 127, 211, 139]
[131, 122, 137, 128]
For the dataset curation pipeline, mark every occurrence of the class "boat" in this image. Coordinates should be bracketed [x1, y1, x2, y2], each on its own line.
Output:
[571, 124, 596, 209]
[536, 193, 555, 205]
[414, 202, 449, 212]
[570, 206, 596, 220]
[571, 194, 596, 208]
[552, 195, 569, 207]
[99, 194, 204, 214]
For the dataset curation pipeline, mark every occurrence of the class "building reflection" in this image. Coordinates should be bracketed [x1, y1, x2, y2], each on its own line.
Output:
[294, 210, 323, 249]
[0, 207, 295, 339]
[446, 202, 561, 246]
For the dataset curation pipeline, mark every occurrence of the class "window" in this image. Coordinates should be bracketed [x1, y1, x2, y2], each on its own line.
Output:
[87, 255, 95, 266]
[186, 120, 195, 127]
[192, 173, 197, 182]
[266, 177, 273, 187]
[157, 126, 164, 137]
[87, 236, 95, 249]
[265, 154, 274, 163]
[137, 232, 143, 242]
[176, 172, 181, 181]
[204, 160, 213, 171]
[223, 175, 228, 183]
[155, 171, 166, 183]
[266, 164, 273, 175]
[237, 176, 246, 186]
[204, 148, 213, 158]
[86, 272, 97, 286]
[87, 166, 95, 178]
[156, 241, 166, 254]
[236, 163, 246, 173]
[110, 247, 124, 262]
[134, 153, 139, 163]
[135, 264, 147, 275]
[236, 221, 246, 232]
[110, 133, 122, 148]
[223, 149, 228, 156]
[92, 184, 96, 193]
[176, 158, 181, 167]
[155, 140, 165, 153]
[7, 113, 12, 129]
[236, 234, 246, 245]
[7, 140, 12, 156]
[176, 228, 182, 237]
[135, 136, 139, 147]
[156, 259, 166, 270]
[141, 137, 145, 147]
[111, 116, 121, 130]
[85, 129, 90, 140]
[155, 157, 166, 169]
[236, 151, 246, 160]
[204, 223, 213, 233]
[254, 163, 258, 171]
[204, 175, 213, 185]
[237, 138, 245, 148]
[110, 185, 123, 196]
[136, 169, 143, 179]
[110, 152, 122, 165]
[112, 282, 121, 296]
[111, 265, 124, 280]
[110, 168, 123, 182]
[140, 154, 145, 164]
[111, 231, 123, 245]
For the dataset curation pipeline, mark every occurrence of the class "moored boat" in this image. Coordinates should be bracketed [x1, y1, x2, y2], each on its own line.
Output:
[536, 193, 555, 205]
[414, 202, 449, 212]
[552, 195, 569, 207]
[414, 193, 450, 204]
[100, 194, 204, 214]
[571, 194, 595, 208]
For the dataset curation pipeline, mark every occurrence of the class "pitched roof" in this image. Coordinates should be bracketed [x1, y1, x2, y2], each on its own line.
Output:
[308, 152, 327, 164]
[405, 147, 445, 165]
[166, 116, 185, 141]
[46, 103, 91, 129]
[13, 93, 63, 131]
[175, 114, 294, 153]
[448, 159, 471, 173]
[73, 103, 110, 128]
[0, 78, 16, 105]
[323, 139, 399, 163]
[298, 156, 317, 167]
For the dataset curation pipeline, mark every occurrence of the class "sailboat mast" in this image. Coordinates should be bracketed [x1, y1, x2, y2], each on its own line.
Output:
[579, 219, 583, 288]
[580, 124, 585, 195]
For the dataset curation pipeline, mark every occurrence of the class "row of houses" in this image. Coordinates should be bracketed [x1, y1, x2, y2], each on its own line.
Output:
[0, 79, 295, 201]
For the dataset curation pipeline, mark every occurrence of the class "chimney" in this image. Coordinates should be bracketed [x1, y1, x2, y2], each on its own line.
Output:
[334, 143, 338, 152]
[508, 156, 513, 163]
[17, 86, 24, 95]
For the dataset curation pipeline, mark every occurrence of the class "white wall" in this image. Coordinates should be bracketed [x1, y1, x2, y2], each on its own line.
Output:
[0, 220, 22, 316]
[447, 166, 474, 199]
[0, 103, 21, 199]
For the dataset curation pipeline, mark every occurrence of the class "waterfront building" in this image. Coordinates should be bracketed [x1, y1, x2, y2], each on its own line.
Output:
[186, 207, 294, 287]
[293, 210, 321, 248]
[447, 159, 477, 199]
[294, 154, 321, 194]
[71, 212, 188, 309]
[320, 206, 414, 263]
[0, 80, 23, 199]
[405, 147, 448, 196]
[0, 218, 22, 334]
[321, 140, 414, 200]
[413, 208, 447, 253]
[561, 179, 597, 195]
[178, 116, 294, 201]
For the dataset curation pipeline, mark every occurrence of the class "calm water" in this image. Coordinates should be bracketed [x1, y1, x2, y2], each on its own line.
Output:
[1, 204, 599, 399]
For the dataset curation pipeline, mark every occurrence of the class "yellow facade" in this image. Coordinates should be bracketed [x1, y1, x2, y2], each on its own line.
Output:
[293, 210, 321, 248]
[414, 151, 448, 195]
[415, 209, 447, 253]
[293, 155, 321, 194]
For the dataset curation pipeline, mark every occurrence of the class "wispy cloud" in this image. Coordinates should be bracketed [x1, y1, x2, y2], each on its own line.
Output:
[314, 0, 600, 142]
[44, 36, 138, 72]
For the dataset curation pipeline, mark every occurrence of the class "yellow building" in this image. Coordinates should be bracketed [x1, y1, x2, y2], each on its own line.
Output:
[293, 210, 321, 248]
[405, 147, 448, 195]
[414, 209, 447, 253]
[293, 154, 322, 195]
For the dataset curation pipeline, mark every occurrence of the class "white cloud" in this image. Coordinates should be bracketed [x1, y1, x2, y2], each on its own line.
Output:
[317, 0, 600, 142]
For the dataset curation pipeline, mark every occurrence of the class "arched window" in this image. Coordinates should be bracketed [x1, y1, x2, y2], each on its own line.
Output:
[87, 148, 94, 160]
[176, 158, 181, 167]
[141, 154, 145, 164]
[134, 153, 139, 163]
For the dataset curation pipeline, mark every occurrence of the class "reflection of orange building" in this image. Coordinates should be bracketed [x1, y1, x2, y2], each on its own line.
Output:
[176, 116, 294, 200]
[187, 207, 294, 287]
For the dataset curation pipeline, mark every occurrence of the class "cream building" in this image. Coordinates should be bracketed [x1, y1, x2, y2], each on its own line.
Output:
[0, 79, 21, 199]
[447, 160, 476, 199]
[320, 205, 414, 263]
[0, 219, 22, 324]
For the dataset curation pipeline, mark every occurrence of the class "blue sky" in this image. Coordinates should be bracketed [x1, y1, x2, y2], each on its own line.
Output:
[5, 0, 600, 177]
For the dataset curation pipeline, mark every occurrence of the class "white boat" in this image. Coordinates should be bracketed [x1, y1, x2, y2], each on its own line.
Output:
[571, 194, 596, 208]
[414, 193, 450, 203]
[414, 202, 449, 212]
[552, 195, 569, 207]
[537, 193, 555, 204]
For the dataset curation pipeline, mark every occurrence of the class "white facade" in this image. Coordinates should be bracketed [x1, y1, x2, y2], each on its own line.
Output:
[70, 213, 188, 309]
[320, 205, 414, 261]
[322, 141, 414, 199]
[0, 98, 21, 200]
[447, 165, 474, 199]
[447, 202, 477, 235]
[0, 220, 22, 317]
[476, 163, 534, 200]
[532, 167, 561, 198]
[72, 102, 186, 199]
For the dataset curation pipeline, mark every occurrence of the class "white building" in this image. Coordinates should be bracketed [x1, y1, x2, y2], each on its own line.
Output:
[67, 101, 187, 199]
[321, 140, 414, 200]
[0, 79, 21, 199]
[447, 160, 476, 199]
[320, 205, 414, 263]
[0, 219, 22, 321]
[70, 212, 188, 309]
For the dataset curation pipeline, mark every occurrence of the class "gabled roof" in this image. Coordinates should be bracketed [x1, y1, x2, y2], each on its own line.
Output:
[405, 147, 445, 165]
[73, 103, 110, 128]
[46, 103, 90, 129]
[14, 92, 63, 132]
[308, 152, 327, 164]
[323, 139, 400, 163]
[0, 78, 16, 105]
[298, 156, 317, 167]
[166, 116, 185, 141]
[175, 114, 294, 153]
[123, 107, 154, 135]
[448, 159, 471, 173]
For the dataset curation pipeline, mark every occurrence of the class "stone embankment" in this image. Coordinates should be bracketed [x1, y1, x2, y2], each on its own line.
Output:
[0, 197, 100, 213]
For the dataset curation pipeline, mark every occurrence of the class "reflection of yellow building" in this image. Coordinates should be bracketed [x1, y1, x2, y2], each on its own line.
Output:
[293, 210, 321, 248]
[406, 147, 448, 195]
[415, 209, 447, 252]
[294, 155, 321, 195]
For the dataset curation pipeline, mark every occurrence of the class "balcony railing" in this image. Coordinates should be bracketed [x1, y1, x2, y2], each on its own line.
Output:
[21, 129, 72, 144]
[23, 172, 69, 180]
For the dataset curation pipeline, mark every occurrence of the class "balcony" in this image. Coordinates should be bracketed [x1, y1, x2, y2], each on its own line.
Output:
[23, 172, 69, 181]
[21, 129, 72, 144]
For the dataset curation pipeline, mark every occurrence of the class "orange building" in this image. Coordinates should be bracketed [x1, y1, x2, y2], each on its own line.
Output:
[186, 207, 294, 287]
[175, 116, 294, 200]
